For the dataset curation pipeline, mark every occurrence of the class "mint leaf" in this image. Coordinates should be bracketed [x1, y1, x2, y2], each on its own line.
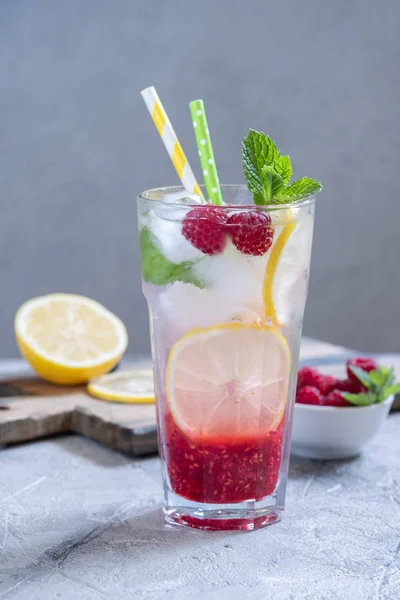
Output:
[171, 261, 205, 288]
[370, 370, 384, 386]
[277, 177, 322, 200]
[384, 383, 400, 399]
[139, 228, 205, 288]
[242, 130, 290, 204]
[260, 165, 285, 203]
[348, 366, 372, 388]
[243, 130, 280, 175]
[345, 365, 398, 405]
[274, 154, 292, 184]
[369, 369, 388, 388]
[343, 391, 377, 406]
[368, 366, 394, 401]
[242, 130, 280, 205]
[242, 129, 322, 204]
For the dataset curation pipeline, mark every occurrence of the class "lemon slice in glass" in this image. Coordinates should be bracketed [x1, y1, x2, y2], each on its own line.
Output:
[263, 212, 314, 327]
[166, 323, 290, 440]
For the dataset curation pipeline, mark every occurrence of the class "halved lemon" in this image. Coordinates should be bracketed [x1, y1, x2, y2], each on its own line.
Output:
[166, 323, 290, 441]
[15, 294, 128, 385]
[88, 370, 155, 404]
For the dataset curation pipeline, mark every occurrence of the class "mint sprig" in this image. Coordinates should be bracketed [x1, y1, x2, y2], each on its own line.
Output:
[242, 129, 322, 205]
[343, 365, 400, 407]
[139, 228, 205, 288]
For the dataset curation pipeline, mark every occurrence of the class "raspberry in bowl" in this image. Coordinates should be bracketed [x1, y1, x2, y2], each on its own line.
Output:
[291, 359, 398, 460]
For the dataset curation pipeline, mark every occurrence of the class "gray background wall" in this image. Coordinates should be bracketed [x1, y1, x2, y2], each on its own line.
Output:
[1, 0, 399, 358]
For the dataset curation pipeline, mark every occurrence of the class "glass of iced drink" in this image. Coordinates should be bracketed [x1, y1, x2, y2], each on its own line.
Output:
[137, 183, 317, 531]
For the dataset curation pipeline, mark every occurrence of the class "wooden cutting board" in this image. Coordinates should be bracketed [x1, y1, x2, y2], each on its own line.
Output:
[0, 360, 158, 456]
[1, 343, 398, 456]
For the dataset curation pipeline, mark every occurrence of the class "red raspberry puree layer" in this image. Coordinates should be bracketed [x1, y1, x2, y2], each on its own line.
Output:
[164, 411, 284, 504]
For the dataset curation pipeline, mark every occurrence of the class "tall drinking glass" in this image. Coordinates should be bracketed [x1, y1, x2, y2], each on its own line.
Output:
[138, 185, 317, 530]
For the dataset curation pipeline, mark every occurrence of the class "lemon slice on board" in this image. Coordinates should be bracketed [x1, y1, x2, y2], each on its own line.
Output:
[166, 323, 290, 441]
[88, 370, 155, 404]
[15, 294, 128, 385]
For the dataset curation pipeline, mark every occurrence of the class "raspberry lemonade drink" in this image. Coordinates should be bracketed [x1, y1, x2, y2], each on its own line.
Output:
[138, 89, 322, 530]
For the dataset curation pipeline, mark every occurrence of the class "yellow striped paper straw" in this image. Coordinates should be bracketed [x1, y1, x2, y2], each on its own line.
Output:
[141, 86, 205, 201]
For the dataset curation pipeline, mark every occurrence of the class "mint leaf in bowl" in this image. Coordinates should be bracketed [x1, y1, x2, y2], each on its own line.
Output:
[344, 365, 400, 406]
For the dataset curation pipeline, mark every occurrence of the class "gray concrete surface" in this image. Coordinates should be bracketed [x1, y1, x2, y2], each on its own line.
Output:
[1, 0, 400, 357]
[1, 340, 400, 599]
[0, 419, 399, 600]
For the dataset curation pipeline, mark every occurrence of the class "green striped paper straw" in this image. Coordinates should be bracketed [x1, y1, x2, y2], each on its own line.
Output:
[189, 99, 223, 205]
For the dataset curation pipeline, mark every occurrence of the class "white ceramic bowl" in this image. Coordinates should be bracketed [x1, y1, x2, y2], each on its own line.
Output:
[291, 396, 394, 460]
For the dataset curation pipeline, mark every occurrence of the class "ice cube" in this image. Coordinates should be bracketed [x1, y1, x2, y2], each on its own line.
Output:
[162, 190, 203, 205]
[157, 282, 231, 341]
[157, 248, 267, 343]
[148, 209, 204, 263]
[193, 242, 266, 321]
[152, 191, 203, 220]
